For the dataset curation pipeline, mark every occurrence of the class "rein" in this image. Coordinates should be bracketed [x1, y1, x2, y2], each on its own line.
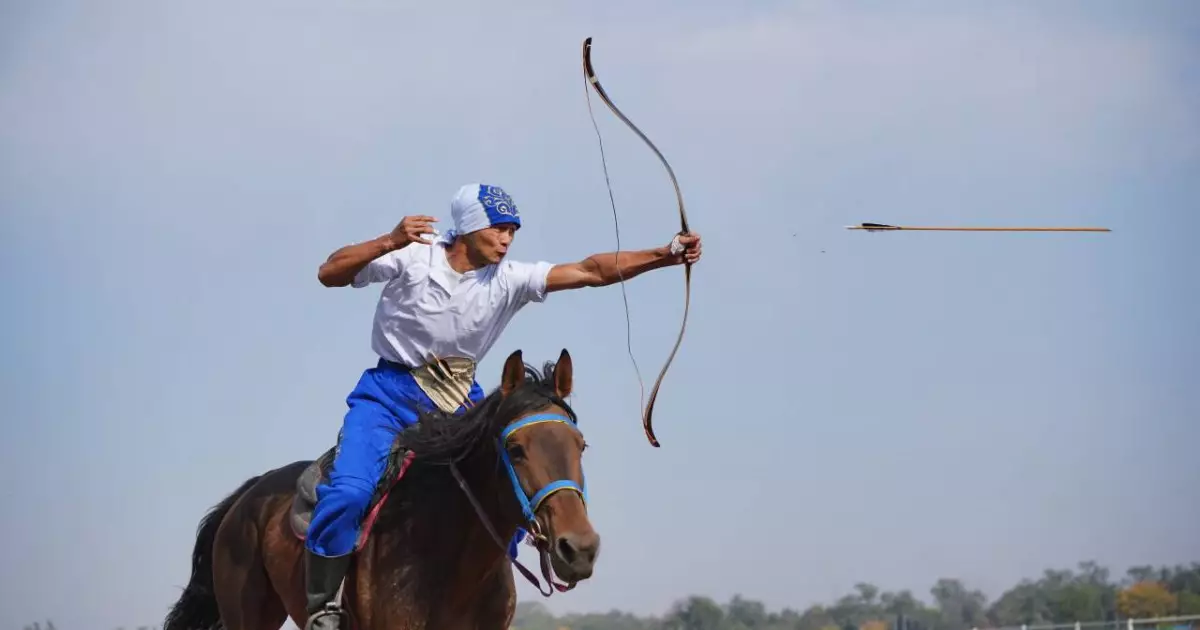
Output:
[447, 403, 586, 597]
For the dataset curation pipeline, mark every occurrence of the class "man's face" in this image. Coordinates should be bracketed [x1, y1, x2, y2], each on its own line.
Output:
[465, 223, 517, 264]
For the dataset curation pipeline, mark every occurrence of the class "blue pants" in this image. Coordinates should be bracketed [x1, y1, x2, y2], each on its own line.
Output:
[305, 358, 488, 557]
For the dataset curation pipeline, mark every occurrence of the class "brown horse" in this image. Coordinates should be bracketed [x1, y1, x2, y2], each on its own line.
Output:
[163, 348, 599, 630]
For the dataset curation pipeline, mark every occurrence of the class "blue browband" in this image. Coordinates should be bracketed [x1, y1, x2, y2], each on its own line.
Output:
[497, 413, 588, 523]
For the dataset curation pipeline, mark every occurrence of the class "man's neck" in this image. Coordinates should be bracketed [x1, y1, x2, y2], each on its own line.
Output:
[445, 240, 488, 274]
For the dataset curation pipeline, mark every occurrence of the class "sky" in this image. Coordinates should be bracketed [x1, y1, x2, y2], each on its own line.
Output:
[2, 1, 1198, 628]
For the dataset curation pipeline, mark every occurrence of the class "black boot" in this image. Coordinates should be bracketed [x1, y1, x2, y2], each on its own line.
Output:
[304, 550, 352, 630]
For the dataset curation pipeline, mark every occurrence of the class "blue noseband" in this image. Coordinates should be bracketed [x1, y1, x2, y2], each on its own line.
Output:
[497, 413, 588, 523]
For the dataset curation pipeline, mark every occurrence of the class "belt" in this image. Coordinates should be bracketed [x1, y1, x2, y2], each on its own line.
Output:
[377, 357, 413, 372]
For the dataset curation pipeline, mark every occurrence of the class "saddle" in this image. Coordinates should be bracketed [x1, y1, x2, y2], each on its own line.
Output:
[289, 436, 415, 551]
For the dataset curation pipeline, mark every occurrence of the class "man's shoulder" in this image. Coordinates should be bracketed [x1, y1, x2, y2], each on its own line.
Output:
[493, 257, 553, 304]
[497, 257, 553, 277]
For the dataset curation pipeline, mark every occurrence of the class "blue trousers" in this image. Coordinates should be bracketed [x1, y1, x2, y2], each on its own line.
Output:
[305, 358, 490, 557]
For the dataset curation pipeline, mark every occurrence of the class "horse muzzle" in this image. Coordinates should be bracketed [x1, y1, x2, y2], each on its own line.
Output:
[550, 528, 600, 581]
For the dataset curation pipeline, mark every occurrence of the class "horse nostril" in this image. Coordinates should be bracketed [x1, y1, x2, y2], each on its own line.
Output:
[556, 535, 579, 563]
[555, 532, 600, 566]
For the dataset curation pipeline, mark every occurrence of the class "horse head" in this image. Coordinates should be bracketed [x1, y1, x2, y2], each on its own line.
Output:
[491, 347, 599, 585]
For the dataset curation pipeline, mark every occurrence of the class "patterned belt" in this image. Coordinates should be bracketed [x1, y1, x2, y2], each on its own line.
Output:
[410, 355, 477, 414]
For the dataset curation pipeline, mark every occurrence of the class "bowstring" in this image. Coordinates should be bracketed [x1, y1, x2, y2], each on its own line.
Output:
[583, 71, 646, 415]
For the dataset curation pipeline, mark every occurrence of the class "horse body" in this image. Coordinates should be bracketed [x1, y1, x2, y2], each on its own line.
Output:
[166, 350, 596, 630]
[208, 458, 520, 629]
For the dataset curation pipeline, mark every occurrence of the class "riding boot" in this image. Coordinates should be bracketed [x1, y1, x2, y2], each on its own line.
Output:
[304, 550, 352, 630]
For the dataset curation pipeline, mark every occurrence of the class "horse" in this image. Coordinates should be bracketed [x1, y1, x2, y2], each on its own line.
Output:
[163, 348, 599, 630]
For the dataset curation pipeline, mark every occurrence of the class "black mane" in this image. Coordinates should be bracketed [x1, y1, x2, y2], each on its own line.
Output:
[394, 361, 576, 467]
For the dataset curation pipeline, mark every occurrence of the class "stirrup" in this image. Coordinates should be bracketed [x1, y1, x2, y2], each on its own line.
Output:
[306, 602, 346, 629]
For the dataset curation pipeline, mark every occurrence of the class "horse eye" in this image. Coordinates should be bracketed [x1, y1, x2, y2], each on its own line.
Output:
[506, 443, 526, 460]
[582, 441, 589, 452]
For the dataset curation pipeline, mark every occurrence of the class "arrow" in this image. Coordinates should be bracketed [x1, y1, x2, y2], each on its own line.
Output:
[847, 222, 1111, 232]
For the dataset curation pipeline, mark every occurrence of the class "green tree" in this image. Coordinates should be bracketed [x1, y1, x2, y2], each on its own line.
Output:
[663, 596, 725, 630]
[1178, 592, 1200, 615]
[796, 605, 837, 630]
[930, 578, 988, 630]
[726, 594, 768, 629]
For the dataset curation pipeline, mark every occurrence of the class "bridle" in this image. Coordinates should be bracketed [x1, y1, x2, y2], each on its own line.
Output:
[497, 413, 589, 528]
[448, 409, 588, 597]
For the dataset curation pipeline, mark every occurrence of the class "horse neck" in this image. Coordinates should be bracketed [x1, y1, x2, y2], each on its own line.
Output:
[382, 440, 521, 573]
[451, 444, 522, 545]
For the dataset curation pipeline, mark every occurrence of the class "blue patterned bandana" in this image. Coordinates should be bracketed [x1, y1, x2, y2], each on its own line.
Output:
[444, 184, 521, 242]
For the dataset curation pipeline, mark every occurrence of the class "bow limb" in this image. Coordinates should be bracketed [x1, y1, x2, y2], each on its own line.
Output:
[582, 36, 691, 448]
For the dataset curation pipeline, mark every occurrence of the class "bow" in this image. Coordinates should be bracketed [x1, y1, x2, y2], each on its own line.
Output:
[581, 36, 691, 448]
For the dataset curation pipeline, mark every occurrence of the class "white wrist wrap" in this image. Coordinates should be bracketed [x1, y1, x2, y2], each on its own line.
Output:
[668, 235, 685, 255]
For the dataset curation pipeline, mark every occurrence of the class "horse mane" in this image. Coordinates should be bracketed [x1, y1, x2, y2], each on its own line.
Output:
[394, 360, 576, 468]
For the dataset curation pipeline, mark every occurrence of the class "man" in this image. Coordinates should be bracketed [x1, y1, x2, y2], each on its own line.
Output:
[304, 183, 702, 629]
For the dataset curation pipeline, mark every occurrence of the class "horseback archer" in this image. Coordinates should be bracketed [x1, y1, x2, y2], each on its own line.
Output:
[301, 183, 702, 629]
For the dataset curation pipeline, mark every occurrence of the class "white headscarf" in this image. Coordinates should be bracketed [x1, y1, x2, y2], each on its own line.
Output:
[437, 183, 521, 245]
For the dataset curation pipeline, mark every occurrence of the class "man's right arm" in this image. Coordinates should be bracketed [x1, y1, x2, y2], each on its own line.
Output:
[317, 215, 439, 287]
[317, 234, 400, 287]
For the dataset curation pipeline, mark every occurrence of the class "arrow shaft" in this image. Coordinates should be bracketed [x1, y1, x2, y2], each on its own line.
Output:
[847, 225, 1111, 232]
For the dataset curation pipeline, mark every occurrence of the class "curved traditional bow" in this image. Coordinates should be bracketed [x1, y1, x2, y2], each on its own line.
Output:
[581, 36, 691, 448]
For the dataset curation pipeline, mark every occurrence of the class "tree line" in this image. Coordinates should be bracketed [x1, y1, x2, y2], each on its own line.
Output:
[510, 561, 1200, 630]
[19, 561, 1199, 630]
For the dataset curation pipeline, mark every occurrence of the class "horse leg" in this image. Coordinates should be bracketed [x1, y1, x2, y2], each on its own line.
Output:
[470, 563, 518, 630]
[213, 558, 288, 630]
[212, 481, 289, 630]
[260, 493, 325, 628]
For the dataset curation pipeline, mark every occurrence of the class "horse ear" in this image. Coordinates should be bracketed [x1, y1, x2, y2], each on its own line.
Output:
[554, 348, 573, 399]
[500, 349, 525, 396]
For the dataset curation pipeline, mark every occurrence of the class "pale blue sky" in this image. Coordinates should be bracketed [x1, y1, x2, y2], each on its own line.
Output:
[2, 1, 1198, 629]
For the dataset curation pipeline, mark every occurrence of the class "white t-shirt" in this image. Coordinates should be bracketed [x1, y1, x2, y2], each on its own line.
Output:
[351, 241, 554, 367]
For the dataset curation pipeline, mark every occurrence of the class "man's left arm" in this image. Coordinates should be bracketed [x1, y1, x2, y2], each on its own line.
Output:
[545, 233, 702, 294]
